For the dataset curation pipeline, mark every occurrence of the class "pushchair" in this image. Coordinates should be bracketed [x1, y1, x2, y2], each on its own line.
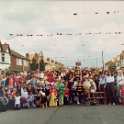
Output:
[0, 97, 8, 112]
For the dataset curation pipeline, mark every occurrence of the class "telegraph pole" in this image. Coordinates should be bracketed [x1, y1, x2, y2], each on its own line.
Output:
[102, 50, 105, 70]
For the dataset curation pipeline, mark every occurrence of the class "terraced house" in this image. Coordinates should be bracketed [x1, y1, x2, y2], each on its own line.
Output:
[0, 41, 30, 72]
[0, 42, 11, 70]
[105, 51, 124, 70]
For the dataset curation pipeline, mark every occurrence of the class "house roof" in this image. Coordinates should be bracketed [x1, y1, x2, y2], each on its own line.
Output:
[0, 41, 29, 61]
[2, 44, 9, 52]
[0, 41, 2, 50]
[10, 49, 25, 59]
[0, 42, 11, 53]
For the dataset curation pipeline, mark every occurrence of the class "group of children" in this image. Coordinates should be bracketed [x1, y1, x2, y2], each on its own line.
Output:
[0, 75, 67, 110]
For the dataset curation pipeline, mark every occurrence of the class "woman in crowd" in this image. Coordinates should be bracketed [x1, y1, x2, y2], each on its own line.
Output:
[116, 70, 124, 104]
[82, 75, 91, 101]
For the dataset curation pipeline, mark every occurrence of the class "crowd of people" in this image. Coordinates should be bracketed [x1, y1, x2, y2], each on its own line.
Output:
[0, 67, 124, 111]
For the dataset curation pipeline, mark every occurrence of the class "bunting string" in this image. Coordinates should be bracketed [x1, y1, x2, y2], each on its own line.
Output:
[9, 31, 123, 38]
[73, 10, 120, 15]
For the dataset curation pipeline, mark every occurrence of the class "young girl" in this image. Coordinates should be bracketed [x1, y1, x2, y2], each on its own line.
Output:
[40, 90, 47, 108]
[15, 93, 21, 110]
[35, 89, 41, 107]
[21, 87, 29, 108]
[64, 87, 70, 105]
[49, 84, 57, 107]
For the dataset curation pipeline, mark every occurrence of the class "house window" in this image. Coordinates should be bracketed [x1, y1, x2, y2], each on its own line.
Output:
[17, 58, 22, 65]
[51, 60, 54, 63]
[47, 58, 50, 61]
[1, 53, 5, 62]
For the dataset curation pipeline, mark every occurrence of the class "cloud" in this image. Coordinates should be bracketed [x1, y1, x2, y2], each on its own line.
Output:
[0, 1, 124, 67]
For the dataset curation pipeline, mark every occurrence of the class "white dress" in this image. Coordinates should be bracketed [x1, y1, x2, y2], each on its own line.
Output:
[15, 96, 21, 105]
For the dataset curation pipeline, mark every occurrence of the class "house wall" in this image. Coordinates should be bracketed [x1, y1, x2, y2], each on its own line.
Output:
[10, 56, 22, 72]
[11, 56, 17, 66]
[23, 60, 29, 67]
[23, 59, 30, 72]
[10, 57, 30, 72]
[16, 58, 23, 66]
[0, 52, 11, 70]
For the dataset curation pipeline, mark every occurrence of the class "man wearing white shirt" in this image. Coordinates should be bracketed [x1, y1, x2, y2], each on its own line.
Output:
[105, 72, 115, 105]
[106, 75, 115, 84]
[99, 73, 106, 92]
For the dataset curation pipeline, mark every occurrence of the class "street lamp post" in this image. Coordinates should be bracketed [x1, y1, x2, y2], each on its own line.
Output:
[120, 44, 124, 68]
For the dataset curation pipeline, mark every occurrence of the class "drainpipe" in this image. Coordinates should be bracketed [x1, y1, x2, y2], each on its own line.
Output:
[22, 59, 24, 72]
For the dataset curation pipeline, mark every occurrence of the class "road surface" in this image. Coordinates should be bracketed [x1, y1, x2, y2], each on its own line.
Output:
[0, 105, 124, 124]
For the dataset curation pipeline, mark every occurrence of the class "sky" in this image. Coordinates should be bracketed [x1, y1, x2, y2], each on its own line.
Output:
[0, 1, 124, 67]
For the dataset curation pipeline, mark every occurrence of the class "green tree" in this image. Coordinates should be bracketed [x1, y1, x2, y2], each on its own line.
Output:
[30, 57, 37, 71]
[40, 59, 46, 71]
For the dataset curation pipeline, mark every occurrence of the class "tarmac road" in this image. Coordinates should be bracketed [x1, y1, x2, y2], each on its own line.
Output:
[0, 105, 124, 124]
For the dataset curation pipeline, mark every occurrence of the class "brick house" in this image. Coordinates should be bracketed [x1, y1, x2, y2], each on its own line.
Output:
[10, 50, 30, 72]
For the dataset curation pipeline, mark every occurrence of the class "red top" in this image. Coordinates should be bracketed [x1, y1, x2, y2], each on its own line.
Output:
[120, 86, 124, 95]
[64, 88, 70, 96]
[46, 71, 55, 83]
[9, 77, 14, 88]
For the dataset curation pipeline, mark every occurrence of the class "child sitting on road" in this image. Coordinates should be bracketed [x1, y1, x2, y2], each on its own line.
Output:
[8, 95, 15, 110]
[27, 92, 35, 108]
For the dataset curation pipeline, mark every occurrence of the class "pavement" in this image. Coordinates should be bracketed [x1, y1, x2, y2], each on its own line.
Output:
[0, 105, 124, 124]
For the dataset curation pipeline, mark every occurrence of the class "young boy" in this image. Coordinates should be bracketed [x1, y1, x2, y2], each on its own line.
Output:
[8, 95, 15, 110]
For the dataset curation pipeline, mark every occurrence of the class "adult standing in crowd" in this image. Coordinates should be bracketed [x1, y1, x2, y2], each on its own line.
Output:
[116, 70, 124, 103]
[98, 71, 106, 92]
[105, 72, 116, 105]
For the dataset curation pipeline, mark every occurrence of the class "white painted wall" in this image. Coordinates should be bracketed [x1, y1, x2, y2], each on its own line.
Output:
[23, 60, 29, 66]
[0, 51, 1, 62]
[0, 52, 11, 70]
[5, 53, 11, 64]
